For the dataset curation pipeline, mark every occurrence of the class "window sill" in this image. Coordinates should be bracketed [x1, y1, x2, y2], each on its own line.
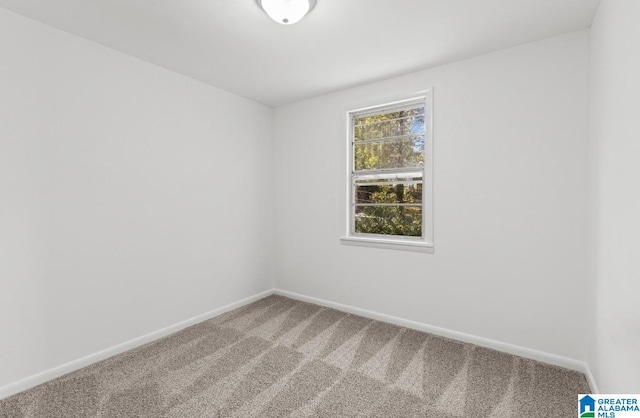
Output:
[340, 236, 434, 253]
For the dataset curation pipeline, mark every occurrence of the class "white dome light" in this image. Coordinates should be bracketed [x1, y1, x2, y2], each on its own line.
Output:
[257, 0, 316, 25]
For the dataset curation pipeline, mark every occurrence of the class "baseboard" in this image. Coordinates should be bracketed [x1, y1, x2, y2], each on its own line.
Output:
[583, 364, 600, 393]
[274, 289, 590, 374]
[0, 289, 274, 401]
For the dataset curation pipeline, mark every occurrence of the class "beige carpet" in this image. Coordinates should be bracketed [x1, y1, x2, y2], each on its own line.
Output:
[0, 295, 589, 417]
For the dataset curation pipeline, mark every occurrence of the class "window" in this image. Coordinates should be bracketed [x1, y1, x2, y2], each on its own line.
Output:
[342, 94, 433, 252]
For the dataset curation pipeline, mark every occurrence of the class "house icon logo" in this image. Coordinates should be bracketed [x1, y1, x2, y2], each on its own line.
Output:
[579, 395, 595, 417]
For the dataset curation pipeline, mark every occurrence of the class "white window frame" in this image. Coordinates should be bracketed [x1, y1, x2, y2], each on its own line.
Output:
[340, 92, 434, 253]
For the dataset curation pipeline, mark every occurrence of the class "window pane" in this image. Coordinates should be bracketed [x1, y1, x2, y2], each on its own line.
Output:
[354, 136, 424, 171]
[349, 98, 429, 242]
[354, 205, 422, 237]
[354, 108, 425, 141]
[355, 182, 422, 204]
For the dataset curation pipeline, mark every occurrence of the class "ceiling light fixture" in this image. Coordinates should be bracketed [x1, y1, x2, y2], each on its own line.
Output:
[256, 0, 316, 25]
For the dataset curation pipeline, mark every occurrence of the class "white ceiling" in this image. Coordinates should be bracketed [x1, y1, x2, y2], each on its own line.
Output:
[0, 0, 601, 106]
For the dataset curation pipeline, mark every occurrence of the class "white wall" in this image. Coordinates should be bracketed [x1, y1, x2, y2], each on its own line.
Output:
[273, 31, 589, 362]
[588, 0, 640, 393]
[0, 9, 273, 389]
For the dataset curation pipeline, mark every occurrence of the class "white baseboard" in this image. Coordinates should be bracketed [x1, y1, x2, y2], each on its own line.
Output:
[274, 289, 594, 376]
[583, 364, 600, 393]
[0, 289, 274, 401]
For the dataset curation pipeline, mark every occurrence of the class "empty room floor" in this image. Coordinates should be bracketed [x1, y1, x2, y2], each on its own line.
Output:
[0, 295, 589, 417]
